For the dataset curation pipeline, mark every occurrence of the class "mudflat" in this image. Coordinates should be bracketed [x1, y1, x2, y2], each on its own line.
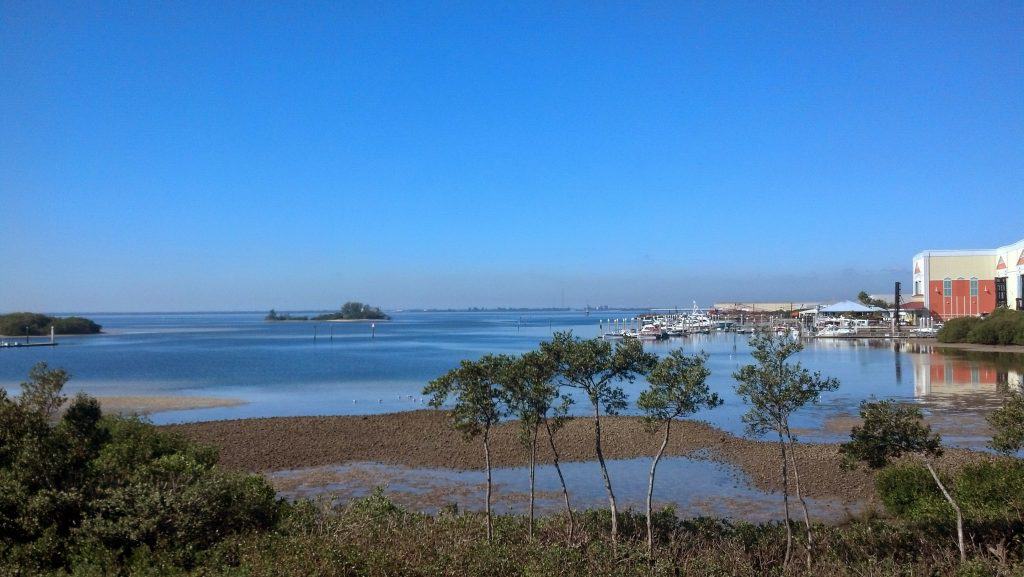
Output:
[165, 410, 996, 502]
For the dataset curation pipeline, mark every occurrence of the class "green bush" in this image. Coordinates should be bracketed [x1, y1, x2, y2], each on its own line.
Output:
[955, 460, 1024, 522]
[938, 308, 1024, 345]
[936, 316, 982, 342]
[0, 364, 280, 573]
[877, 460, 1024, 527]
[875, 464, 951, 522]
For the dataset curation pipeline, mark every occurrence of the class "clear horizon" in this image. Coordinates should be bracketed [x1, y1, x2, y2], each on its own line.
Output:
[2, 3, 1021, 312]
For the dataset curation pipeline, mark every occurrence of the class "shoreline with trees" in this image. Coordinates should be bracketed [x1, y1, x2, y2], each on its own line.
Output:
[4, 349, 1022, 575]
[0, 312, 102, 336]
[265, 302, 390, 322]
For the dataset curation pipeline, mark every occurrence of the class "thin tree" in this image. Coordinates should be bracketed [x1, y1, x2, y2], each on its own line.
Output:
[423, 354, 509, 541]
[839, 399, 964, 562]
[636, 350, 722, 557]
[541, 331, 657, 542]
[501, 350, 575, 540]
[733, 332, 839, 571]
[541, 385, 575, 542]
[987, 390, 1024, 455]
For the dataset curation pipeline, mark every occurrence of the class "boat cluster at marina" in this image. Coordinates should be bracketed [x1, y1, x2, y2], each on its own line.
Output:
[600, 303, 743, 340]
[600, 300, 943, 341]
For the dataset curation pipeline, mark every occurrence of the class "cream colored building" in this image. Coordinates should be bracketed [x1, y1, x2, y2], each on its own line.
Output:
[911, 238, 1024, 319]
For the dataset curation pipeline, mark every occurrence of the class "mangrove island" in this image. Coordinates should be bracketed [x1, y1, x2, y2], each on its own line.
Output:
[265, 302, 390, 322]
[0, 312, 102, 336]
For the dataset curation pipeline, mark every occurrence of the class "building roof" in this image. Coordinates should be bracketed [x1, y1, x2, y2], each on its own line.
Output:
[817, 300, 886, 313]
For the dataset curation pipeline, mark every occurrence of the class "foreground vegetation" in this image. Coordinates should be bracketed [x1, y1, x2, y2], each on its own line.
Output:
[3, 357, 1023, 575]
[0, 312, 101, 336]
[938, 308, 1024, 345]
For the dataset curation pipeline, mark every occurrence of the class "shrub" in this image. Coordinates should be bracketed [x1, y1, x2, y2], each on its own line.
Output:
[954, 460, 1024, 522]
[939, 308, 1024, 345]
[876, 464, 951, 522]
[988, 392, 1024, 454]
[0, 364, 280, 573]
[877, 460, 1024, 527]
[937, 316, 981, 343]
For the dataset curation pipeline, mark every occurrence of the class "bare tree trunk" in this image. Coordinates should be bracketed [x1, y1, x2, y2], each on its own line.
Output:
[646, 419, 671, 557]
[544, 419, 575, 542]
[778, 431, 792, 572]
[926, 461, 965, 562]
[484, 426, 493, 542]
[593, 404, 618, 541]
[785, 428, 814, 570]
[529, 427, 537, 539]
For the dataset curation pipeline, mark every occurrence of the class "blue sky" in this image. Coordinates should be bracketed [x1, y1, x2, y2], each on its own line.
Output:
[2, 2, 1022, 311]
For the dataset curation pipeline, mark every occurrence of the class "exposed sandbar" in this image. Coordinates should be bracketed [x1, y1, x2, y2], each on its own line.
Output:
[94, 395, 245, 415]
[164, 410, 1000, 503]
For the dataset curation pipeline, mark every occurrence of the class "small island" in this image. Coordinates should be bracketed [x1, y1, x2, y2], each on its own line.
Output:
[0, 312, 102, 336]
[314, 302, 390, 321]
[264, 310, 310, 321]
[265, 302, 390, 322]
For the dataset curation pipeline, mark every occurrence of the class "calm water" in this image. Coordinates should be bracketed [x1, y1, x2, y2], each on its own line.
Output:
[1, 311, 1021, 444]
[271, 456, 859, 522]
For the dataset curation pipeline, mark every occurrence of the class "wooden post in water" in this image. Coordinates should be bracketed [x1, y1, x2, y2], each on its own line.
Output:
[330, 324, 334, 342]
[50, 325, 54, 345]
[371, 322, 376, 339]
[314, 325, 318, 341]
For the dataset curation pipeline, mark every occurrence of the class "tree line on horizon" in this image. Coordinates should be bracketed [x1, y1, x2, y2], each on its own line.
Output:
[265, 301, 390, 322]
[0, 312, 102, 337]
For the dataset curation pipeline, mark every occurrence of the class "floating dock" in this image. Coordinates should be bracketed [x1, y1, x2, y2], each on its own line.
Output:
[0, 342, 59, 348]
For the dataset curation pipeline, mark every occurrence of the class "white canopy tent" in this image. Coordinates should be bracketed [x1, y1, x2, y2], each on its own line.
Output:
[815, 300, 887, 314]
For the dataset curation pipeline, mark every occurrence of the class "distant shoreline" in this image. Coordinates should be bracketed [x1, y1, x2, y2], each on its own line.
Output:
[321, 318, 389, 323]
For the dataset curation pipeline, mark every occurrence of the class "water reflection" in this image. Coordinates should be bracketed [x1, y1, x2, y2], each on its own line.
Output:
[901, 344, 1023, 399]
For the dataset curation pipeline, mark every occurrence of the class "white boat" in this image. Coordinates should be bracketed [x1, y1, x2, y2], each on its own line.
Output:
[637, 324, 667, 340]
[816, 326, 856, 338]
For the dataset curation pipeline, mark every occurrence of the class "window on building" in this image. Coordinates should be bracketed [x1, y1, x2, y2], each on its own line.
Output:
[970, 277, 978, 297]
[914, 280, 922, 295]
[943, 278, 952, 297]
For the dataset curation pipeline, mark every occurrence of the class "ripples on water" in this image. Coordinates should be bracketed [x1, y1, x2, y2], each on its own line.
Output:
[1, 311, 1021, 446]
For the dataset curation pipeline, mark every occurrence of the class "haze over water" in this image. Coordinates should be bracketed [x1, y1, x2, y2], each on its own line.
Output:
[1, 311, 1019, 447]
